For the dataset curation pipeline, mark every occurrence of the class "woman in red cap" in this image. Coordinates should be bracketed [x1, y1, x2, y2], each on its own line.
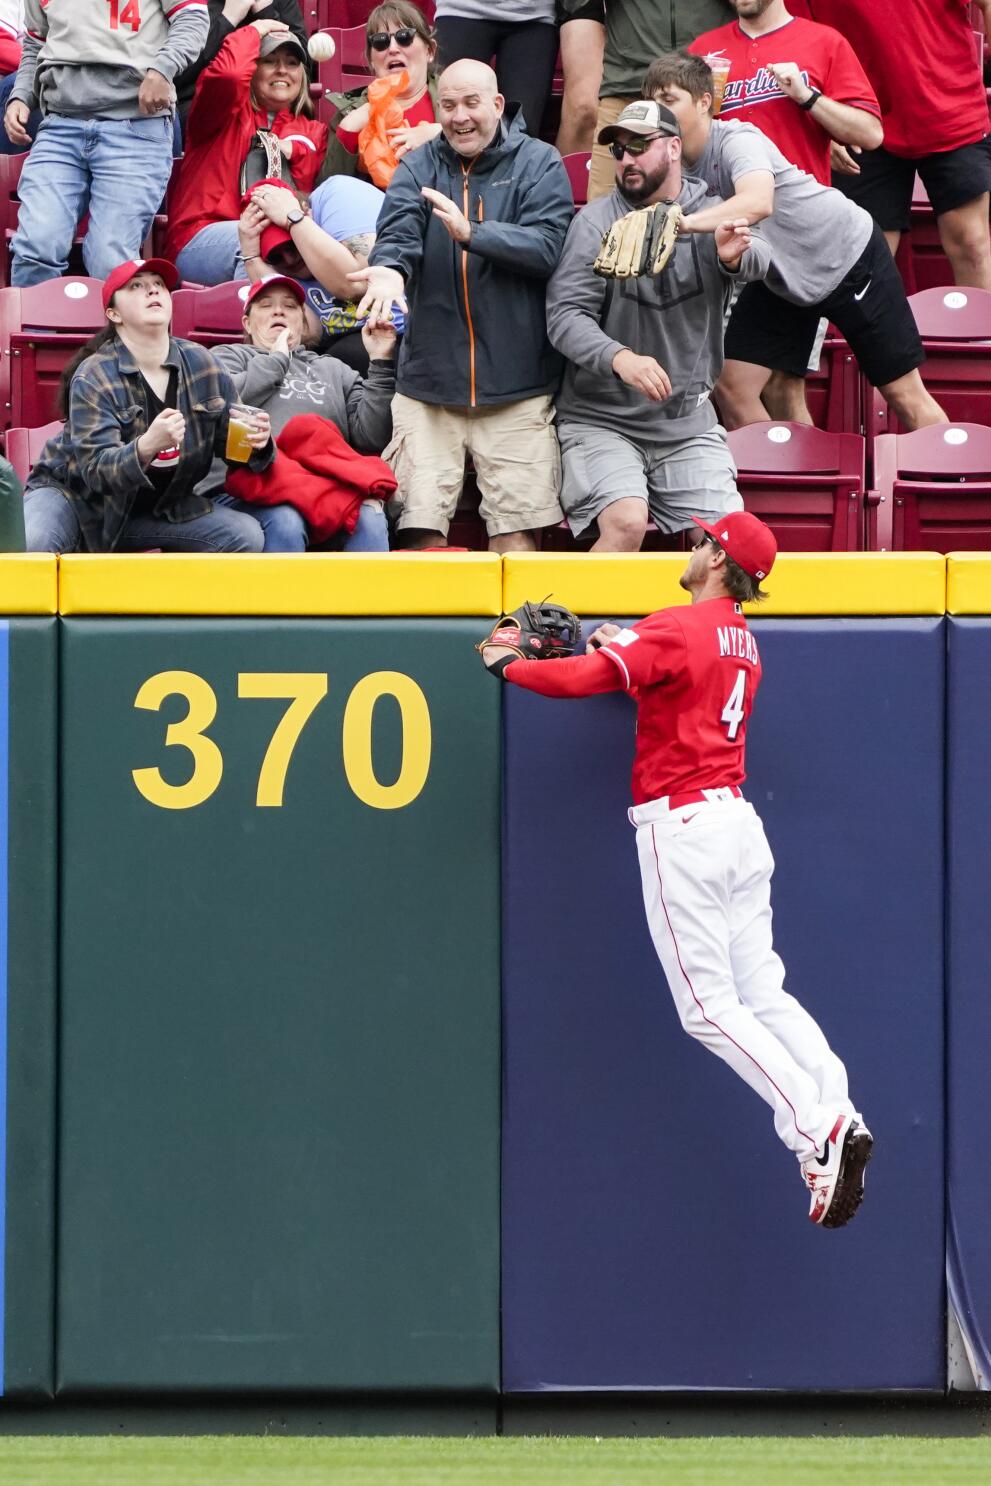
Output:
[167, 18, 327, 286]
[23, 259, 277, 554]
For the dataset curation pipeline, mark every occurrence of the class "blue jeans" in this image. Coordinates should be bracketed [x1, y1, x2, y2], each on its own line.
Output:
[114, 504, 265, 552]
[24, 486, 79, 552]
[175, 222, 248, 287]
[214, 493, 307, 552]
[11, 114, 175, 285]
[336, 499, 389, 551]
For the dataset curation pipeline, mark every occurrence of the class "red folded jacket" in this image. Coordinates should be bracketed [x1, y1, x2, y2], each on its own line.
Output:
[226, 413, 397, 542]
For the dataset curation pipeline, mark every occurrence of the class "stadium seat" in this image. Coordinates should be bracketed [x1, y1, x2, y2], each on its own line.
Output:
[728, 421, 867, 550]
[804, 330, 863, 436]
[868, 422, 991, 550]
[4, 420, 62, 484]
[170, 281, 252, 346]
[0, 278, 106, 430]
[0, 153, 25, 288]
[867, 286, 991, 439]
[562, 152, 591, 207]
[315, 25, 371, 105]
[900, 176, 954, 295]
[307, 0, 433, 27]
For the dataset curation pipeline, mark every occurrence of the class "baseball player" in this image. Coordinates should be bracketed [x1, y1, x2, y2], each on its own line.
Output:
[478, 511, 873, 1228]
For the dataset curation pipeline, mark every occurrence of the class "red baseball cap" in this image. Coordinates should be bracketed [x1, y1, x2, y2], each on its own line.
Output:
[244, 275, 307, 309]
[692, 510, 777, 581]
[102, 257, 179, 311]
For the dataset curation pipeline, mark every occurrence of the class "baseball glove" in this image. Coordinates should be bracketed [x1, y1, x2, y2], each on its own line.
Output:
[593, 201, 683, 279]
[476, 599, 581, 678]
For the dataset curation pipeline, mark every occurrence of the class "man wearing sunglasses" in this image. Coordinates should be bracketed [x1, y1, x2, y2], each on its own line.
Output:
[545, 99, 769, 552]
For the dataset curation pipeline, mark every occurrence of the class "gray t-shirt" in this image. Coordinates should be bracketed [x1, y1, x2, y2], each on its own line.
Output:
[435, 1, 555, 21]
[691, 119, 874, 306]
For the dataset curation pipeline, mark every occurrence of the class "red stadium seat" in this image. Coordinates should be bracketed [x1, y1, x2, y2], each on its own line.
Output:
[804, 330, 863, 436]
[562, 151, 591, 207]
[868, 422, 991, 550]
[315, 25, 371, 105]
[0, 154, 25, 289]
[899, 176, 954, 295]
[306, 0, 433, 27]
[170, 281, 252, 346]
[4, 421, 62, 484]
[0, 278, 106, 430]
[728, 421, 867, 550]
[868, 286, 991, 440]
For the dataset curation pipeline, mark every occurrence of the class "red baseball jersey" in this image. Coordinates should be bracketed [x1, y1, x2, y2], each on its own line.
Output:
[689, 16, 880, 185]
[794, 0, 989, 156]
[504, 597, 762, 805]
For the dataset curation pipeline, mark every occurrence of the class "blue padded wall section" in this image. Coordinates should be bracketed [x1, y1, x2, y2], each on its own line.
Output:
[502, 618, 945, 1391]
[946, 618, 991, 1385]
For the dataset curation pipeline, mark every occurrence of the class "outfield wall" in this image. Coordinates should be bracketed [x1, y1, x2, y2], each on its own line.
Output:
[0, 552, 987, 1398]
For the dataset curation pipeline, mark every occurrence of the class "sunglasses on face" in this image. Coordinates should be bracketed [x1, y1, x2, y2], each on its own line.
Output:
[608, 133, 665, 160]
[368, 27, 419, 50]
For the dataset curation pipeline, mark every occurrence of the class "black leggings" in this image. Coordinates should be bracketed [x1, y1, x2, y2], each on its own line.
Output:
[434, 16, 560, 140]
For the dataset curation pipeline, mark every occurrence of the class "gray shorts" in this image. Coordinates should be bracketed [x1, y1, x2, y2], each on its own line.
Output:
[557, 421, 741, 539]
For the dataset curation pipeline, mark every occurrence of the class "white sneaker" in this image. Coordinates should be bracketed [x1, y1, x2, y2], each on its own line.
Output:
[802, 1113, 874, 1229]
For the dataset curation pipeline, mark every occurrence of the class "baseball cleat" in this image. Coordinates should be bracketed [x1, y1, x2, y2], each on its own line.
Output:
[802, 1114, 873, 1229]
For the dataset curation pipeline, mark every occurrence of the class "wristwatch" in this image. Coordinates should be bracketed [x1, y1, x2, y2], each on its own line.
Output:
[286, 208, 305, 228]
[797, 88, 822, 111]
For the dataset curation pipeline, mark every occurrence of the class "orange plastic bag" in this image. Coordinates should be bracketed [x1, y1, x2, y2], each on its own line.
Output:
[359, 69, 408, 189]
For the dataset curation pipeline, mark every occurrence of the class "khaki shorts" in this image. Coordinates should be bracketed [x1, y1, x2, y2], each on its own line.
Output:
[384, 393, 564, 539]
[588, 95, 630, 201]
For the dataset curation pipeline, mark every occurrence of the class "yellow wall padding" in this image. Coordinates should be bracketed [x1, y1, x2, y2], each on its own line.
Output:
[58, 553, 505, 617]
[502, 552, 948, 618]
[946, 554, 991, 615]
[0, 555, 58, 615]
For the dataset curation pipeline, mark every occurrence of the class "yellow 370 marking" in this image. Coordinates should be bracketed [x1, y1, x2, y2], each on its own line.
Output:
[132, 669, 431, 811]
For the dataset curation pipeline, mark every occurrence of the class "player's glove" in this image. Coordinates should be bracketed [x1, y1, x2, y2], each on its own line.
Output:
[476, 599, 581, 678]
[593, 201, 683, 279]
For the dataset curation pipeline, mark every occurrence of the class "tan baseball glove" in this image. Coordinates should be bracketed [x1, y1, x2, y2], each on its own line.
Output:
[593, 202, 683, 279]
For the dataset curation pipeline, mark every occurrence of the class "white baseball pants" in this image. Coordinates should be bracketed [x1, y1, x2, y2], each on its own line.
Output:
[631, 790, 854, 1163]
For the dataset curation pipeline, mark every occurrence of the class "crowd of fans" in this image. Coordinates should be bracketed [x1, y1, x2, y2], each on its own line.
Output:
[0, 0, 989, 554]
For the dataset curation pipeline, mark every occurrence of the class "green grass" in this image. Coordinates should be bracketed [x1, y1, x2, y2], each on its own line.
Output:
[0, 1435, 988, 1486]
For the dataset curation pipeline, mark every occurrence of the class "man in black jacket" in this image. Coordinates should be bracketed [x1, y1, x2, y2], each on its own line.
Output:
[351, 59, 573, 552]
[173, 0, 307, 120]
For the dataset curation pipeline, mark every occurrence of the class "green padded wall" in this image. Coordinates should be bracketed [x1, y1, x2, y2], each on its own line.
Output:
[5, 619, 57, 1397]
[57, 619, 500, 1393]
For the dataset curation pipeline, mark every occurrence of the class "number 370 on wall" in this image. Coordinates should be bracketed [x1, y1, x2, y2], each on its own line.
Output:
[132, 670, 431, 811]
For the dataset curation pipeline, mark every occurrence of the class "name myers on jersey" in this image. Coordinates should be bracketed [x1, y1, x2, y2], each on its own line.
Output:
[717, 626, 760, 664]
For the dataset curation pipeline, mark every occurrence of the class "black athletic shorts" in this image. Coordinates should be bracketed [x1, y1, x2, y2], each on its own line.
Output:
[557, 0, 606, 24]
[833, 137, 991, 232]
[725, 222, 924, 388]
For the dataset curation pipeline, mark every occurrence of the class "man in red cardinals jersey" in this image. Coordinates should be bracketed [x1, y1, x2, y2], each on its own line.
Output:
[689, 0, 882, 424]
[479, 510, 873, 1229]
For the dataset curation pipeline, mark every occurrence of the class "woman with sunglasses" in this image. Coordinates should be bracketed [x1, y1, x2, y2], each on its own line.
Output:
[167, 18, 327, 285]
[318, 2, 441, 184]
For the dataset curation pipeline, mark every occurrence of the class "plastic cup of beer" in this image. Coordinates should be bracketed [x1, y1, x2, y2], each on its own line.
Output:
[707, 54, 731, 116]
[226, 404, 260, 463]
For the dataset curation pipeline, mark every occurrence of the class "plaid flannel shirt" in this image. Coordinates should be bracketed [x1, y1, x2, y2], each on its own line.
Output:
[28, 336, 274, 552]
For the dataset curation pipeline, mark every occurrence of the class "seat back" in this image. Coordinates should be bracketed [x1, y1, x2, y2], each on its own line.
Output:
[870, 423, 991, 550]
[802, 332, 862, 435]
[728, 421, 866, 550]
[0, 278, 106, 430]
[0, 154, 26, 290]
[171, 282, 252, 345]
[868, 287, 991, 437]
[316, 25, 372, 102]
[5, 420, 63, 484]
[562, 152, 591, 207]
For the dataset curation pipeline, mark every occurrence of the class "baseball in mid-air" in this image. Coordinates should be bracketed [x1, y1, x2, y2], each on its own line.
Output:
[307, 31, 337, 61]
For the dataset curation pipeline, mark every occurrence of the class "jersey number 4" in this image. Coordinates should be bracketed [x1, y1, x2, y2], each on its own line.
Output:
[107, 0, 141, 32]
[721, 668, 747, 740]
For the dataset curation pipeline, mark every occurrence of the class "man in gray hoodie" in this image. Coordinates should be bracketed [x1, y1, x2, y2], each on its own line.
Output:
[546, 99, 769, 552]
[4, 0, 208, 285]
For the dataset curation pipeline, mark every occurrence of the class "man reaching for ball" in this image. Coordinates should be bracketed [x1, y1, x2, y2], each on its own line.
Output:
[478, 513, 874, 1230]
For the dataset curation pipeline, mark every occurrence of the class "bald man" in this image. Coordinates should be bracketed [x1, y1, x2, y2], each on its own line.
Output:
[351, 59, 574, 552]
